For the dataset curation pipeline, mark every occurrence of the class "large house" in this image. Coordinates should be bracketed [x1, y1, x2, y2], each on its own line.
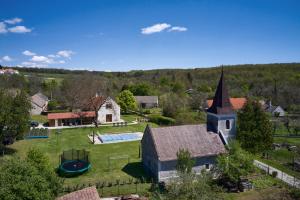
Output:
[206, 97, 247, 111]
[30, 92, 49, 115]
[141, 68, 236, 182]
[134, 96, 159, 108]
[48, 96, 121, 127]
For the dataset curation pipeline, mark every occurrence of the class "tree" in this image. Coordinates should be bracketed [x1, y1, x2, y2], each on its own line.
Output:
[127, 83, 153, 96]
[176, 149, 195, 174]
[237, 99, 273, 153]
[26, 148, 63, 196]
[116, 90, 137, 113]
[0, 89, 31, 148]
[0, 149, 63, 200]
[60, 74, 107, 128]
[216, 141, 254, 183]
[42, 79, 58, 100]
[166, 149, 222, 200]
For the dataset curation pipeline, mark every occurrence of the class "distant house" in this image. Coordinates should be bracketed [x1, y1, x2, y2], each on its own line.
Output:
[0, 68, 19, 75]
[30, 92, 49, 115]
[141, 125, 226, 182]
[142, 68, 236, 182]
[263, 101, 285, 117]
[206, 97, 247, 111]
[48, 96, 121, 127]
[56, 186, 100, 200]
[134, 96, 158, 108]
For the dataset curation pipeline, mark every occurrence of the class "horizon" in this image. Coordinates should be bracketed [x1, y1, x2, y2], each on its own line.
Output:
[1, 0, 300, 71]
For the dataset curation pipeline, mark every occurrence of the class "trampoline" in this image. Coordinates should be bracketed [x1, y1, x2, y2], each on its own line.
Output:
[59, 149, 91, 176]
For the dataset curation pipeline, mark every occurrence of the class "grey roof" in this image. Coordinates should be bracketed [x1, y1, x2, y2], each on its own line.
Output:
[145, 124, 226, 161]
[31, 92, 48, 108]
[56, 186, 100, 200]
[135, 96, 158, 104]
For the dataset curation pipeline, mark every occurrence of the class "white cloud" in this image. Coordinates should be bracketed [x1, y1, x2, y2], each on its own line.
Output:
[57, 50, 74, 58]
[31, 55, 54, 64]
[58, 60, 65, 64]
[8, 26, 31, 33]
[48, 54, 57, 58]
[21, 61, 47, 68]
[2, 55, 12, 62]
[22, 50, 36, 56]
[168, 26, 188, 32]
[0, 22, 7, 33]
[4, 18, 23, 25]
[141, 23, 171, 35]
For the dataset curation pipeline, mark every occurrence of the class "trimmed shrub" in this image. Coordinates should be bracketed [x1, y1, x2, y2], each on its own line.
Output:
[271, 171, 278, 178]
[148, 114, 175, 125]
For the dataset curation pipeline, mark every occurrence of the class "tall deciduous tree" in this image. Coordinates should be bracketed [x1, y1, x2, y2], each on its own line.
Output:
[116, 90, 137, 113]
[237, 99, 273, 153]
[0, 149, 62, 200]
[0, 89, 31, 147]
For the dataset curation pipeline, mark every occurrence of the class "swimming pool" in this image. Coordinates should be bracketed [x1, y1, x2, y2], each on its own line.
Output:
[98, 132, 143, 143]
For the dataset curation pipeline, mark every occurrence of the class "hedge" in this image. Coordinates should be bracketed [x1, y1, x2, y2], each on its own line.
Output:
[148, 114, 175, 125]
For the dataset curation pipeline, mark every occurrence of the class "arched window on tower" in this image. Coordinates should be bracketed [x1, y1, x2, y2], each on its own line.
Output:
[226, 120, 230, 130]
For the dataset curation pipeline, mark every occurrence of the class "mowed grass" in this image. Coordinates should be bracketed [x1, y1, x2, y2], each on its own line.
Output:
[31, 114, 48, 124]
[3, 121, 158, 187]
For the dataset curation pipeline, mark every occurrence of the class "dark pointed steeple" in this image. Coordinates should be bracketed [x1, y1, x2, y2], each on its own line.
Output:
[207, 66, 234, 114]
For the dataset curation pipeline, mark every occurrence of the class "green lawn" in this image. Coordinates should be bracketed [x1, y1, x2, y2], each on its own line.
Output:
[256, 137, 300, 179]
[3, 121, 158, 188]
[31, 114, 48, 124]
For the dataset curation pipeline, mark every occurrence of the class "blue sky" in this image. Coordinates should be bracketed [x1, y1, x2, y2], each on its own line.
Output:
[0, 0, 299, 71]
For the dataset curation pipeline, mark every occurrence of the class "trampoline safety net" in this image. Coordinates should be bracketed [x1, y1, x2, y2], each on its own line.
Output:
[60, 149, 89, 164]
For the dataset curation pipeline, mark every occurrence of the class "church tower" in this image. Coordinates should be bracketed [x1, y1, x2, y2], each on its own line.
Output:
[207, 67, 236, 144]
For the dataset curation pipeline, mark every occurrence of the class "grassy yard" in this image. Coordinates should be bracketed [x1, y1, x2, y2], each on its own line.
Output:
[31, 114, 48, 124]
[256, 137, 300, 179]
[2, 120, 158, 189]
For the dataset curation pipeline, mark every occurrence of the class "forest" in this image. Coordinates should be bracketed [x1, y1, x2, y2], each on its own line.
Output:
[0, 63, 300, 117]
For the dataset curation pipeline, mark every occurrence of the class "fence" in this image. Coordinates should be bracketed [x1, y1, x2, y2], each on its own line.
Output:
[63, 178, 153, 197]
[254, 160, 300, 188]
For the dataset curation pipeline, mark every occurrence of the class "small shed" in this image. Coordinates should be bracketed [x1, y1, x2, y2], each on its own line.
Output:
[134, 96, 158, 109]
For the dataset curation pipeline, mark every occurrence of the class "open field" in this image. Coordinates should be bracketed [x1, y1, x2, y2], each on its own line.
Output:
[2, 120, 158, 188]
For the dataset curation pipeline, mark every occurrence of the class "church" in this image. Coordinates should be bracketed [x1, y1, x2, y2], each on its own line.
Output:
[141, 68, 236, 182]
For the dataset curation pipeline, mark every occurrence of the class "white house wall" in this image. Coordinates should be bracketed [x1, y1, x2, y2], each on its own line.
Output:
[97, 98, 121, 123]
[30, 102, 43, 115]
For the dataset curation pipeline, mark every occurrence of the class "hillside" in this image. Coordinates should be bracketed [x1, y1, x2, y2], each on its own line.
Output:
[1, 63, 300, 111]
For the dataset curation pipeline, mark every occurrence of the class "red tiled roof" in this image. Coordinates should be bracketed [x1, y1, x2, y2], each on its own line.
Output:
[56, 186, 100, 200]
[48, 111, 95, 120]
[207, 97, 247, 111]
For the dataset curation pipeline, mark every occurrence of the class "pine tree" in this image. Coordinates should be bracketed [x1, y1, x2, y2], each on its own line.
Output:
[237, 99, 273, 153]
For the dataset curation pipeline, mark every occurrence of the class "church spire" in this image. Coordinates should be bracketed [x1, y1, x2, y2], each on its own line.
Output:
[207, 66, 234, 114]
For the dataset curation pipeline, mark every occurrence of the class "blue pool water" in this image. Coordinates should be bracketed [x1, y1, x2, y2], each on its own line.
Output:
[99, 132, 142, 143]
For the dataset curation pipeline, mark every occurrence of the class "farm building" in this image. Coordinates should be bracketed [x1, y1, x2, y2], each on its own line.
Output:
[141, 68, 236, 182]
[30, 92, 49, 115]
[134, 96, 158, 108]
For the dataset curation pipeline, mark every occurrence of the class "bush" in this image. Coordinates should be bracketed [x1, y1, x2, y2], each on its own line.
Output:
[271, 171, 278, 178]
[148, 114, 175, 125]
